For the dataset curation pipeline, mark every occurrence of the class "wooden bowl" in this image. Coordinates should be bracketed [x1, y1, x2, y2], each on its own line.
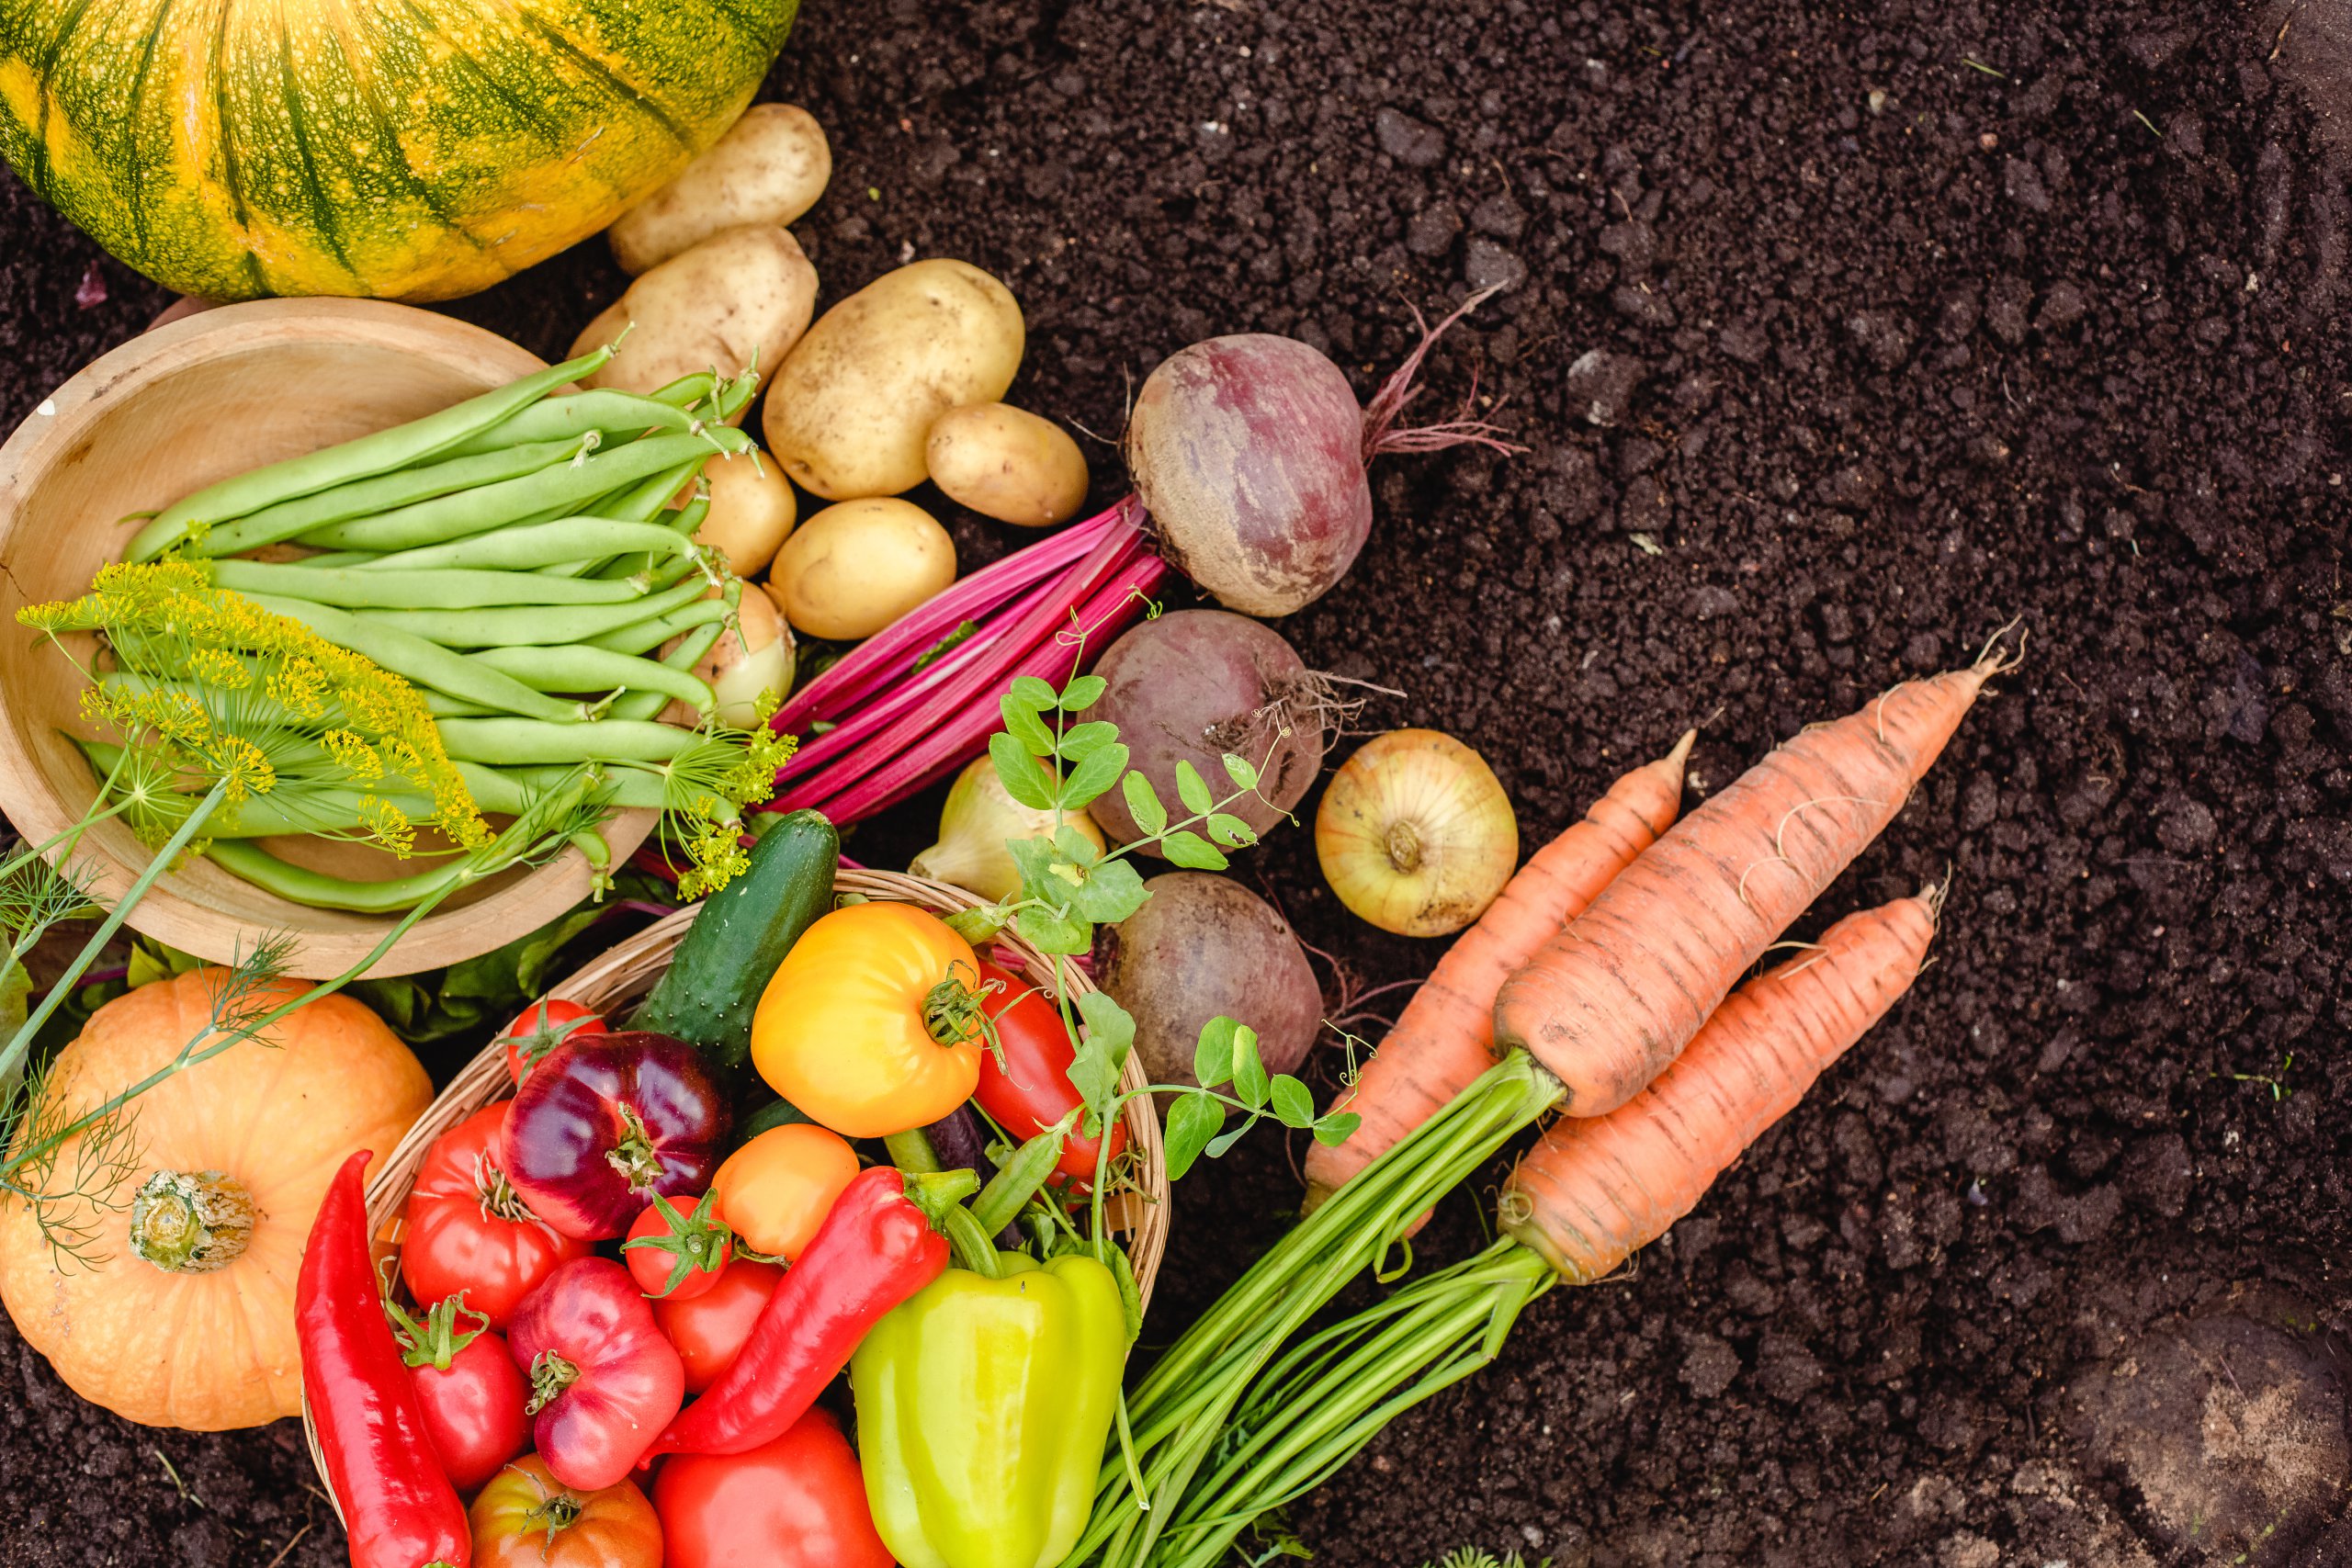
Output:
[303, 868, 1172, 1507]
[0, 299, 656, 978]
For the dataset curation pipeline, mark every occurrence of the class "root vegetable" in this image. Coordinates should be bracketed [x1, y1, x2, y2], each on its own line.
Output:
[1303, 734, 1691, 1213]
[1094, 873, 1321, 1088]
[925, 402, 1091, 526]
[1081, 609, 1334, 850]
[763, 259, 1025, 500]
[572, 227, 819, 404]
[769, 497, 956, 640]
[1315, 728, 1518, 938]
[610, 105, 832, 276]
[691, 583, 795, 729]
[695, 446, 797, 575]
[1496, 648, 2012, 1116]
[908, 753, 1104, 903]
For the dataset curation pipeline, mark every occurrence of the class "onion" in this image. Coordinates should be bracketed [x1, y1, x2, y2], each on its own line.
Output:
[1095, 872, 1323, 1087]
[908, 754, 1105, 903]
[1315, 729, 1518, 937]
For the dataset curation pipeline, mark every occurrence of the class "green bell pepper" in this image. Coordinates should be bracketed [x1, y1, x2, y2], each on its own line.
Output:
[852, 1250, 1127, 1568]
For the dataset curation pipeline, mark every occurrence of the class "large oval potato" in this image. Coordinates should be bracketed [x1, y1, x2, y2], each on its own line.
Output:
[609, 105, 833, 276]
[695, 445, 797, 576]
[762, 259, 1024, 500]
[769, 497, 956, 639]
[571, 227, 818, 404]
[925, 402, 1091, 527]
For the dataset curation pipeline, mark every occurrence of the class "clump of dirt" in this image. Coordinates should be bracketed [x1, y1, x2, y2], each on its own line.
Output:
[2, 0, 2348, 1562]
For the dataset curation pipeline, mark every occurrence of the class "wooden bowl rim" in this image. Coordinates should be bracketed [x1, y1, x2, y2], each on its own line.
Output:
[300, 868, 1171, 1512]
[0, 299, 656, 978]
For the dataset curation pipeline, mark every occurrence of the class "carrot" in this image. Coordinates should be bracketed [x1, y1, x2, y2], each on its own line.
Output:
[1495, 640, 2008, 1116]
[1499, 887, 1939, 1282]
[1302, 731, 1694, 1213]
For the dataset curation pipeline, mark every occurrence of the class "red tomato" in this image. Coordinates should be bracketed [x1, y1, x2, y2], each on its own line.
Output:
[470, 1454, 662, 1568]
[401, 1104, 592, 1329]
[623, 1191, 732, 1301]
[398, 1303, 530, 1494]
[654, 1407, 893, 1568]
[500, 998, 605, 1085]
[652, 1258, 783, 1393]
[973, 959, 1126, 1188]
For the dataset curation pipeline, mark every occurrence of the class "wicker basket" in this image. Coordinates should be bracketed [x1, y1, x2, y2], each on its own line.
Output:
[303, 868, 1168, 1506]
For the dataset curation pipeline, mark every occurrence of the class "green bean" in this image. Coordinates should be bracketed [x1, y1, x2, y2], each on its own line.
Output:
[299, 429, 750, 553]
[582, 596, 733, 657]
[496, 762, 678, 810]
[351, 518, 698, 574]
[247, 593, 585, 723]
[213, 558, 652, 610]
[205, 840, 469, 913]
[294, 550, 377, 569]
[129, 347, 615, 560]
[342, 573, 710, 649]
[435, 716, 698, 765]
[650, 371, 723, 409]
[473, 644, 715, 713]
[593, 494, 710, 581]
[608, 620, 726, 722]
[450, 762, 536, 816]
[422, 689, 500, 719]
[187, 436, 594, 559]
[446, 388, 710, 457]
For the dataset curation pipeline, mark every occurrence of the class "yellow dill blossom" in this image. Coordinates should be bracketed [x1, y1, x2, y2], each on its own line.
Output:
[356, 796, 416, 859]
[185, 647, 249, 690]
[320, 728, 386, 784]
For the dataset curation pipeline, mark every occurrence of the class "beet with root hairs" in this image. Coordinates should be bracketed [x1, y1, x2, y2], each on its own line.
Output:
[1095, 872, 1324, 1088]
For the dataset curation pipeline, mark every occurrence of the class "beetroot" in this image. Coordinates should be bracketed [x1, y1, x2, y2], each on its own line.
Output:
[1082, 609, 1335, 850]
[1095, 873, 1323, 1087]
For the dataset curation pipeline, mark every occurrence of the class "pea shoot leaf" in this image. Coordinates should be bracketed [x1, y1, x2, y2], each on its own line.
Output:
[1163, 1090, 1224, 1180]
[1174, 760, 1214, 815]
[1001, 697, 1057, 758]
[1122, 772, 1168, 836]
[1159, 830, 1229, 872]
[1231, 1025, 1268, 1109]
[1052, 825, 1102, 865]
[1069, 990, 1136, 1134]
[1014, 904, 1091, 956]
[1059, 674, 1108, 712]
[1223, 752, 1260, 791]
[1066, 855, 1147, 924]
[990, 733, 1057, 809]
[1061, 740, 1130, 811]
[1057, 720, 1121, 761]
[1269, 1075, 1316, 1129]
[1206, 1119, 1254, 1159]
[1311, 1111, 1363, 1147]
[1205, 812, 1258, 849]
[1009, 676, 1060, 713]
[1193, 1015, 1240, 1089]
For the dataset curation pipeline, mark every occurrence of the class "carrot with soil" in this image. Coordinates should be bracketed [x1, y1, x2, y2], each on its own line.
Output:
[1302, 730, 1693, 1212]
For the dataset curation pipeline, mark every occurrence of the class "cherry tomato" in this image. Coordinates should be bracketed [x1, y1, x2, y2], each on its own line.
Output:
[501, 998, 605, 1085]
[470, 1454, 662, 1568]
[652, 1258, 783, 1393]
[388, 1295, 529, 1495]
[622, 1190, 732, 1301]
[654, 1407, 893, 1568]
[973, 959, 1127, 1189]
[709, 1123, 858, 1259]
[401, 1103, 592, 1329]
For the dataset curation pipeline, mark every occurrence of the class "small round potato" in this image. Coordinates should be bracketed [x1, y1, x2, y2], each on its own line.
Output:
[695, 446, 797, 576]
[762, 259, 1024, 500]
[664, 585, 795, 728]
[925, 403, 1091, 527]
[769, 497, 956, 640]
[610, 105, 833, 276]
[571, 227, 818, 407]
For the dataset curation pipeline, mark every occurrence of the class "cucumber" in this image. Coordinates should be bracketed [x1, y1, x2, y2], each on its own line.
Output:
[633, 808, 837, 1074]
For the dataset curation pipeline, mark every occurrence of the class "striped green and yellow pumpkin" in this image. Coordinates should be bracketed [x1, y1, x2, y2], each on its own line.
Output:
[0, 0, 797, 301]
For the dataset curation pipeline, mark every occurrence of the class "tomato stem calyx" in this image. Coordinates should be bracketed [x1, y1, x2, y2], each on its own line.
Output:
[526, 1350, 581, 1414]
[922, 963, 1002, 1053]
[605, 1104, 667, 1192]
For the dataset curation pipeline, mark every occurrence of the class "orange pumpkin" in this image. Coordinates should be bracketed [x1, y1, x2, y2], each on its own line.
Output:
[0, 969, 431, 1429]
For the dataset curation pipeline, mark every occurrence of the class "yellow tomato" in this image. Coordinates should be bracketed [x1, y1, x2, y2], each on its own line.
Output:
[750, 903, 987, 1137]
[711, 1123, 859, 1259]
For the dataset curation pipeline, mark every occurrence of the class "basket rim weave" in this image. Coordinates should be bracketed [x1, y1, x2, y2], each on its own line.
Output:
[302, 867, 1168, 1512]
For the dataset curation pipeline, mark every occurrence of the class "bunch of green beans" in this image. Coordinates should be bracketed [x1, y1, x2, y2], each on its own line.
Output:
[114, 351, 783, 909]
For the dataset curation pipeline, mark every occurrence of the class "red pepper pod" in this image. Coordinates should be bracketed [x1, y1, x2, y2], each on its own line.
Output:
[297, 1151, 471, 1568]
[648, 1165, 947, 1458]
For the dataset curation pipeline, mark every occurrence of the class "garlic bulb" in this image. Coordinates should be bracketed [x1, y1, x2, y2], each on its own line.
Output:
[910, 755, 1105, 903]
[1315, 728, 1518, 936]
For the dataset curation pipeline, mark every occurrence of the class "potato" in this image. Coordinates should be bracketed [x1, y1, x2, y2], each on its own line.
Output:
[769, 497, 956, 640]
[663, 585, 795, 728]
[610, 105, 832, 276]
[762, 259, 1024, 500]
[571, 227, 818, 405]
[695, 446, 797, 575]
[925, 402, 1091, 527]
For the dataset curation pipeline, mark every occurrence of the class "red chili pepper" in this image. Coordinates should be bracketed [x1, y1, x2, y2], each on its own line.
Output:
[297, 1151, 471, 1568]
[647, 1166, 947, 1458]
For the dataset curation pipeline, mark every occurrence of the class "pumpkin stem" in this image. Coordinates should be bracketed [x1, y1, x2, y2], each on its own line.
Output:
[130, 1170, 256, 1273]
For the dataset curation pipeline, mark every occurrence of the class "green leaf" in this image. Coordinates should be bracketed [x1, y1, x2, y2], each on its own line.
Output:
[1193, 1015, 1239, 1089]
[1159, 830, 1229, 872]
[1174, 760, 1214, 815]
[1312, 1111, 1363, 1147]
[1007, 833, 1063, 889]
[1231, 1025, 1268, 1109]
[1223, 752, 1260, 791]
[991, 733, 1057, 808]
[1204, 812, 1259, 850]
[1052, 825, 1102, 865]
[1107, 1241, 1144, 1342]
[1059, 675, 1108, 712]
[1122, 772, 1168, 837]
[1061, 741, 1130, 811]
[1066, 856, 1147, 924]
[1162, 1091, 1225, 1181]
[1001, 698, 1057, 758]
[1008, 676, 1059, 713]
[1205, 1119, 1254, 1158]
[1269, 1075, 1316, 1129]
[1069, 990, 1136, 1131]
[1057, 720, 1120, 761]
[1013, 904, 1091, 956]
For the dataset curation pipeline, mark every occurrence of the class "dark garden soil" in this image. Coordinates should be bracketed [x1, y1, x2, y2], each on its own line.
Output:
[3, 0, 2349, 1563]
